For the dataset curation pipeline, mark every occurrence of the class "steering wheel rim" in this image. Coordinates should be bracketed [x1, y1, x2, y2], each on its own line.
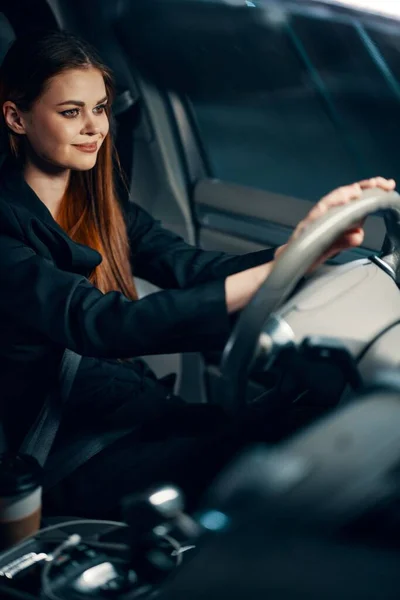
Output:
[219, 187, 400, 415]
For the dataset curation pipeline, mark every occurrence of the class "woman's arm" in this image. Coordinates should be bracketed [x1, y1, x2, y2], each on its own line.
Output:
[127, 177, 396, 315]
[0, 232, 235, 357]
[224, 177, 397, 313]
[2, 178, 394, 361]
[126, 203, 276, 292]
[224, 261, 273, 314]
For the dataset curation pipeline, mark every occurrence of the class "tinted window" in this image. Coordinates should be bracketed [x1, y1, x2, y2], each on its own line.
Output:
[0, 13, 15, 62]
[117, 0, 400, 201]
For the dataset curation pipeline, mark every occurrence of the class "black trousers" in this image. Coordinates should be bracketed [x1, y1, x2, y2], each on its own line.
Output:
[44, 356, 276, 520]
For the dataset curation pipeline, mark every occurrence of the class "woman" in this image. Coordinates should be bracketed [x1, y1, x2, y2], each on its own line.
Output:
[0, 30, 395, 518]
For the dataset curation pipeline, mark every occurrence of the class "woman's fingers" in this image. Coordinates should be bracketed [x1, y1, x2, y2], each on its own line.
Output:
[293, 178, 395, 242]
[320, 228, 364, 259]
[275, 177, 395, 270]
[309, 228, 365, 271]
[318, 183, 362, 211]
[358, 177, 396, 191]
[292, 184, 362, 240]
[334, 227, 365, 249]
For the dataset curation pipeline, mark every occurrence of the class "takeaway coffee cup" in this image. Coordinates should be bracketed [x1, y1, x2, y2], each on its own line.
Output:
[0, 453, 43, 551]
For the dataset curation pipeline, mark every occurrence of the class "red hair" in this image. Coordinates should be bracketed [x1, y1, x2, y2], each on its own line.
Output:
[56, 84, 138, 300]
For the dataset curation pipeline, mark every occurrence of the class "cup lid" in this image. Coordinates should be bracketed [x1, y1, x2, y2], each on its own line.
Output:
[0, 453, 42, 496]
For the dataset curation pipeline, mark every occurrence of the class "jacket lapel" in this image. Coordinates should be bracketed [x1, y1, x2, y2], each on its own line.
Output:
[0, 160, 102, 276]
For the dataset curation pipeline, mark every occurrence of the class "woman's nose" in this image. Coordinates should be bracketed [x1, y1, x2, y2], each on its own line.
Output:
[81, 113, 101, 136]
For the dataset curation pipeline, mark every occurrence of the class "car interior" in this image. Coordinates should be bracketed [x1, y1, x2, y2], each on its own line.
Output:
[3, 0, 399, 403]
[2, 0, 400, 597]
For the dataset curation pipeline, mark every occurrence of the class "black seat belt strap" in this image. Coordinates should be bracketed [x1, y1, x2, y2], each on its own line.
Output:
[42, 382, 173, 492]
[19, 349, 82, 466]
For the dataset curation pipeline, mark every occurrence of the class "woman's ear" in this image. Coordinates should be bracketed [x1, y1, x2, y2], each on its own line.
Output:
[3, 101, 27, 135]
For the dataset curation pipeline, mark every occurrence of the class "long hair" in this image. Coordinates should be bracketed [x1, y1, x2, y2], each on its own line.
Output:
[0, 30, 138, 300]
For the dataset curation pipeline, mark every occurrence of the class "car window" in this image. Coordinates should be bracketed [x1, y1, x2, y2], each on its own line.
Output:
[118, 0, 400, 202]
[0, 12, 15, 62]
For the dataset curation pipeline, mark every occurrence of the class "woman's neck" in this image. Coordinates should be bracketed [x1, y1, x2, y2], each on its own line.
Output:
[23, 161, 70, 219]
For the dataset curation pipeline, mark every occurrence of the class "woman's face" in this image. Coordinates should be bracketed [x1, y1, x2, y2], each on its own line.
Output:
[4, 67, 110, 171]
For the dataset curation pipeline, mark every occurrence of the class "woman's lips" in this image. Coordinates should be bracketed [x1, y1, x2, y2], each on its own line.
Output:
[73, 142, 98, 153]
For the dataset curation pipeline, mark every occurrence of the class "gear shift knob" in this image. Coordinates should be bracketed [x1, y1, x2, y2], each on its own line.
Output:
[122, 485, 184, 540]
[148, 486, 184, 520]
[122, 485, 199, 583]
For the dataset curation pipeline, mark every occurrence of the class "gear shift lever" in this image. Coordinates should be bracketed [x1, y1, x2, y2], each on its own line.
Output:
[122, 485, 200, 583]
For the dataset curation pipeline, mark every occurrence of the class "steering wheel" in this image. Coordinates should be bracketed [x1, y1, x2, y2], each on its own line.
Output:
[220, 187, 400, 415]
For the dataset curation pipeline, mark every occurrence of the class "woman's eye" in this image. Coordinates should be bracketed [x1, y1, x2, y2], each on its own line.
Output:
[60, 108, 79, 118]
[93, 103, 107, 114]
[59, 104, 107, 118]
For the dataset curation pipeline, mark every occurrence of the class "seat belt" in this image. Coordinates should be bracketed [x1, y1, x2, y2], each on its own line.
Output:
[19, 349, 82, 466]
[42, 375, 178, 492]
[1, 348, 174, 493]
[43, 426, 134, 492]
[4, 347, 132, 492]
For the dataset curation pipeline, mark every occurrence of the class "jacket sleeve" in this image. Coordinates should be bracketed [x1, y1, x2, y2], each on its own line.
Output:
[126, 203, 276, 289]
[0, 234, 233, 358]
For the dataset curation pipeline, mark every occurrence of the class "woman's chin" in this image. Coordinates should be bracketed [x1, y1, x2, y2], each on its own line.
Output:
[34, 154, 98, 174]
[69, 156, 98, 171]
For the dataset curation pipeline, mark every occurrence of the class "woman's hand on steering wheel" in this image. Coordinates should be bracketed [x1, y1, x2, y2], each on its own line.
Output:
[275, 177, 396, 272]
[225, 177, 396, 316]
[221, 175, 400, 413]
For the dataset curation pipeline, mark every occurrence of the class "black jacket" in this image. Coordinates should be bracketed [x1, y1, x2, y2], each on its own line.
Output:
[0, 162, 275, 443]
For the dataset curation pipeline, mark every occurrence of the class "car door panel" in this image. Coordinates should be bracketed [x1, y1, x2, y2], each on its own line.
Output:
[195, 179, 385, 262]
